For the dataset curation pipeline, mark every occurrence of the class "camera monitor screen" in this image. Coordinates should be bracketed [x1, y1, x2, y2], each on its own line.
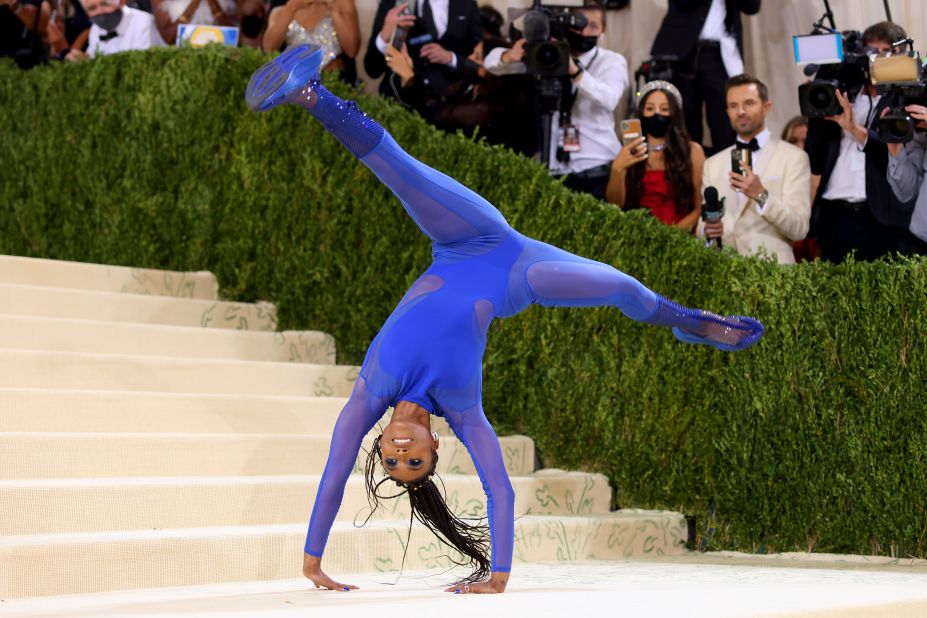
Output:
[793, 33, 844, 65]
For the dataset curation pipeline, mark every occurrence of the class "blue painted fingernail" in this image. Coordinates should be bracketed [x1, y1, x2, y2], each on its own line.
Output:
[454, 590, 460, 594]
[343, 587, 350, 591]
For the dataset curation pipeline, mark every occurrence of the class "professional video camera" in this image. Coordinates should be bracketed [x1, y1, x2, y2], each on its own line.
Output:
[870, 40, 927, 143]
[630, 55, 677, 113]
[509, 0, 590, 167]
[521, 4, 587, 77]
[794, 29, 872, 117]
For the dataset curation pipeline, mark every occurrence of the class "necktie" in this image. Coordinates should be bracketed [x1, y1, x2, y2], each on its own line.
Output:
[735, 137, 760, 152]
[420, 0, 438, 40]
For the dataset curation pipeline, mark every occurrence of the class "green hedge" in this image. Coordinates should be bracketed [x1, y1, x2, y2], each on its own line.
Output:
[2, 47, 925, 558]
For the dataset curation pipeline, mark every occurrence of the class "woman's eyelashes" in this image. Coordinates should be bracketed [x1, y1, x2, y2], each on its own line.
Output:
[383, 458, 423, 469]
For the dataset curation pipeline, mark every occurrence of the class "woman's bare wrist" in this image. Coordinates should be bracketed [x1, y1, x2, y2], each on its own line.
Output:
[490, 571, 509, 592]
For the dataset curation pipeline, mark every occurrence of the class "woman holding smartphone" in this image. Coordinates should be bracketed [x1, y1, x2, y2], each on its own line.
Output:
[606, 81, 704, 232]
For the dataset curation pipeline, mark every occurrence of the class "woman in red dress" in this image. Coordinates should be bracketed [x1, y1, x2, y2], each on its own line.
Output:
[606, 81, 704, 232]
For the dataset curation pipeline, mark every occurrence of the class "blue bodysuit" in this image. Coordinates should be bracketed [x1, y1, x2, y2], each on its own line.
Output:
[291, 81, 762, 575]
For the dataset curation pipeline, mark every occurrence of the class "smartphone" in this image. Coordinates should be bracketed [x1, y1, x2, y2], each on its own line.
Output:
[620, 119, 642, 146]
[731, 147, 751, 174]
[391, 0, 415, 50]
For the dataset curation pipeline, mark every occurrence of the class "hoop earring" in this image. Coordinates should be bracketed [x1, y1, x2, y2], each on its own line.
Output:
[431, 431, 438, 442]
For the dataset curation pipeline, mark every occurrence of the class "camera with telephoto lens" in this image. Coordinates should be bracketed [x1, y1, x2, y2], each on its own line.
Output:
[870, 40, 927, 143]
[796, 30, 872, 117]
[522, 6, 587, 77]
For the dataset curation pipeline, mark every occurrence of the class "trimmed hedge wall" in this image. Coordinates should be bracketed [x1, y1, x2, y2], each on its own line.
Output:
[2, 47, 926, 558]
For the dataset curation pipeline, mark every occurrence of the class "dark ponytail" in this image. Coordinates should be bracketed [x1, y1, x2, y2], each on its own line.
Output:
[362, 435, 492, 585]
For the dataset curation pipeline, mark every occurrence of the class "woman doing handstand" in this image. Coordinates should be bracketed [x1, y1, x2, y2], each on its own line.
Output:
[246, 44, 764, 595]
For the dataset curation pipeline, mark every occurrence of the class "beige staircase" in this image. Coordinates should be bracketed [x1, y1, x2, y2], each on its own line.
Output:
[0, 254, 687, 599]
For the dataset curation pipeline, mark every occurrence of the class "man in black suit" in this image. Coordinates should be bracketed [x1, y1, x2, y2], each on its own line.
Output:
[806, 21, 926, 262]
[364, 0, 482, 125]
[651, 0, 760, 153]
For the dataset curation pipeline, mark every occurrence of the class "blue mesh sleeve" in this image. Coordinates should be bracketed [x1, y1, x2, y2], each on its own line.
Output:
[443, 405, 515, 573]
[305, 377, 390, 557]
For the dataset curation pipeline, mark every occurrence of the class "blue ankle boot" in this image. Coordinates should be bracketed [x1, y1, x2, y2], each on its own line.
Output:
[246, 44, 323, 112]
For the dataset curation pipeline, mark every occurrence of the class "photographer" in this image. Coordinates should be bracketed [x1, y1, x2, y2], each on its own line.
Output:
[483, 0, 627, 200]
[806, 22, 926, 263]
[887, 108, 927, 244]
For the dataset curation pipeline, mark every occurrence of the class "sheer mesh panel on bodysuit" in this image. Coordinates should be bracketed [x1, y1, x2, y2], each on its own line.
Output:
[290, 83, 509, 250]
[520, 244, 762, 351]
[304, 377, 390, 557]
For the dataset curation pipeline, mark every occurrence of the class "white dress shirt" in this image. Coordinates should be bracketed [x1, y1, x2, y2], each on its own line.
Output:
[484, 44, 628, 174]
[821, 93, 881, 202]
[698, 0, 743, 78]
[87, 6, 166, 58]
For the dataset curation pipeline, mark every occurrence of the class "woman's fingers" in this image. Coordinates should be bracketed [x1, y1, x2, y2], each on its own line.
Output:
[444, 581, 500, 594]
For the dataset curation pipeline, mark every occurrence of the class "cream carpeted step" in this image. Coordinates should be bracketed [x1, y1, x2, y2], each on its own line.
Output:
[0, 432, 534, 479]
[0, 255, 219, 299]
[0, 283, 276, 330]
[0, 389, 454, 436]
[0, 350, 359, 397]
[0, 315, 336, 364]
[2, 471, 608, 536]
[0, 512, 687, 597]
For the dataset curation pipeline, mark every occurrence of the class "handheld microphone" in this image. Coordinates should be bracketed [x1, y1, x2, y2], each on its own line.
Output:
[701, 186, 725, 249]
[407, 33, 433, 47]
[803, 64, 820, 77]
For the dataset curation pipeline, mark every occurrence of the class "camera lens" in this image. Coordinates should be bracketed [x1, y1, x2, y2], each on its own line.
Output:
[535, 42, 562, 70]
[887, 117, 912, 139]
[808, 85, 835, 112]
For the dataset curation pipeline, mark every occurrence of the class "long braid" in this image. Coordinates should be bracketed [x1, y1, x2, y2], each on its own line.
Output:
[361, 435, 491, 585]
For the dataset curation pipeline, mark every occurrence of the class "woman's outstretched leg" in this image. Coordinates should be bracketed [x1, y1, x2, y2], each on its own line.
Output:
[246, 44, 510, 249]
[518, 241, 763, 352]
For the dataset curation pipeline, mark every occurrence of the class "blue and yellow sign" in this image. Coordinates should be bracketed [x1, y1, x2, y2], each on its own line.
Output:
[177, 24, 240, 48]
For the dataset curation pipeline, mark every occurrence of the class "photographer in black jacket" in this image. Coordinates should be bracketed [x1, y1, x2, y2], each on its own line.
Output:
[651, 0, 761, 154]
[806, 21, 926, 263]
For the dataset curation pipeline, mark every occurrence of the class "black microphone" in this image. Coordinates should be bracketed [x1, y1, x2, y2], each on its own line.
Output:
[701, 186, 725, 249]
[522, 9, 549, 43]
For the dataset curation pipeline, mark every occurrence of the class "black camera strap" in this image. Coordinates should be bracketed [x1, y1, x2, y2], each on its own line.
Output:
[557, 49, 599, 164]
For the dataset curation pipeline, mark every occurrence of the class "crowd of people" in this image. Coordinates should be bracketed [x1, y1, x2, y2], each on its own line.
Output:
[4, 0, 927, 264]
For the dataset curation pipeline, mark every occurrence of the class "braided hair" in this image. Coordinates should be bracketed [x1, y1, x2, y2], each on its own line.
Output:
[361, 434, 491, 585]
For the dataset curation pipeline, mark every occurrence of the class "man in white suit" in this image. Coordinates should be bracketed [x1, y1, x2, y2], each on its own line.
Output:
[699, 74, 810, 264]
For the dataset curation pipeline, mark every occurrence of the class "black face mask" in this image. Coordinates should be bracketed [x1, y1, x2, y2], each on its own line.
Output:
[641, 113, 672, 138]
[90, 8, 123, 32]
[565, 30, 597, 54]
[240, 14, 265, 38]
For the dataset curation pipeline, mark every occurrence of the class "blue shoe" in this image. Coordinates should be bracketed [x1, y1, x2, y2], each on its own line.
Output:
[246, 44, 323, 112]
[672, 316, 764, 352]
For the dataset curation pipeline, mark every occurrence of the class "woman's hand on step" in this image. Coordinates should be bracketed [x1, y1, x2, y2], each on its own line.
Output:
[303, 553, 358, 591]
[445, 571, 509, 594]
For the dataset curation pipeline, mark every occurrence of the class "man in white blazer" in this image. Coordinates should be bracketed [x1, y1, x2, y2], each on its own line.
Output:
[699, 74, 811, 264]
